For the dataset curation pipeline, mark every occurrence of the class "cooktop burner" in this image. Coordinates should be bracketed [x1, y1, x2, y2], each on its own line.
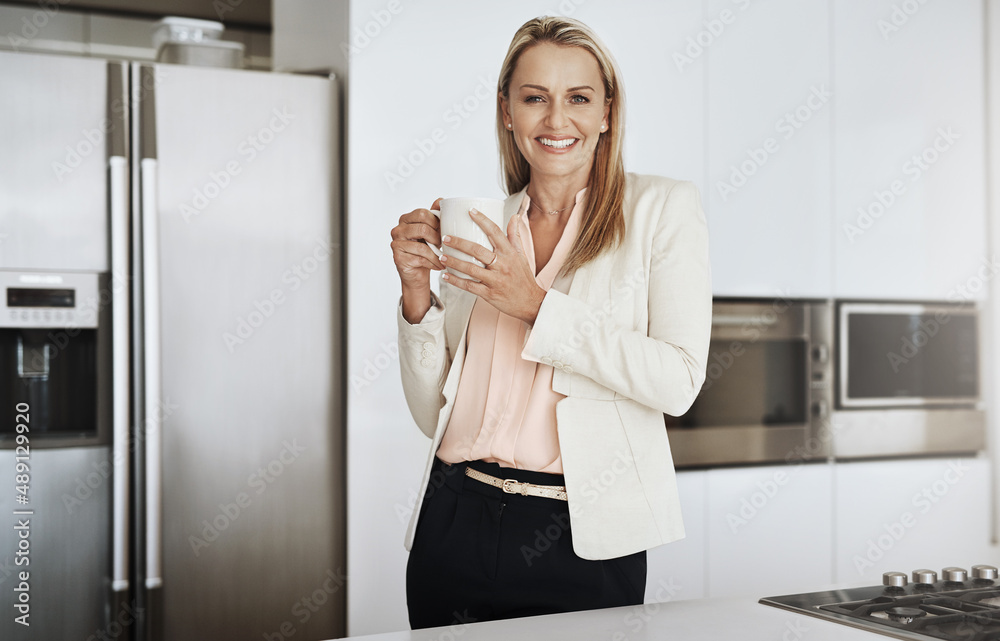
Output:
[761, 565, 1000, 641]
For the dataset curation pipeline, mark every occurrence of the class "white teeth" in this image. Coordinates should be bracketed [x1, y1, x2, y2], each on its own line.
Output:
[539, 138, 576, 149]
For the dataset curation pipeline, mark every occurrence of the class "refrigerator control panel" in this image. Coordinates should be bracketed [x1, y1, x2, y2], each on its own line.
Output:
[0, 271, 102, 329]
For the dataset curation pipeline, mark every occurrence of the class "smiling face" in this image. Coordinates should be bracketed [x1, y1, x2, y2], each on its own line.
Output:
[501, 42, 610, 187]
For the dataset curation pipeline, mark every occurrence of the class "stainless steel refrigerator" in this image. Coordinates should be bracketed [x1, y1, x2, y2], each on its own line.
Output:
[0, 50, 345, 640]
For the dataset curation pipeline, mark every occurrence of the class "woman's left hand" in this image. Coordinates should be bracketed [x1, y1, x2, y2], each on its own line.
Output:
[440, 209, 547, 326]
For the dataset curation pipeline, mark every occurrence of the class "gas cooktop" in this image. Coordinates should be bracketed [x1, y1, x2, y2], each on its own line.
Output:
[761, 565, 1000, 641]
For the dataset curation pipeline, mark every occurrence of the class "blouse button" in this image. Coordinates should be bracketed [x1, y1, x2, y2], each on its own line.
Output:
[541, 356, 553, 365]
[420, 358, 433, 368]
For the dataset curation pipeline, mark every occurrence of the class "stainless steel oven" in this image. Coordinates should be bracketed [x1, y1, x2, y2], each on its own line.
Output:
[666, 298, 834, 468]
[830, 301, 984, 459]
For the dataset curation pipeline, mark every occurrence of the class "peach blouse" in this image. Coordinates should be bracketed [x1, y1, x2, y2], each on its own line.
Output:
[435, 188, 586, 473]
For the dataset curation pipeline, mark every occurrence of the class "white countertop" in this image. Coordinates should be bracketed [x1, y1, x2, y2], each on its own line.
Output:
[335, 595, 883, 641]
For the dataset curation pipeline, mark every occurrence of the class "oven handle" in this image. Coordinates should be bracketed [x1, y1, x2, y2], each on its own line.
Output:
[712, 314, 778, 326]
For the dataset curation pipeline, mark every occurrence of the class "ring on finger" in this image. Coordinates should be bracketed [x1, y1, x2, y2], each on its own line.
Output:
[487, 253, 498, 267]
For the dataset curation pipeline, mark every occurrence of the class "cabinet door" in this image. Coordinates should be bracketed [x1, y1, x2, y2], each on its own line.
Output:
[833, 458, 992, 585]
[706, 0, 832, 297]
[706, 463, 833, 597]
[832, 0, 986, 300]
[645, 470, 707, 602]
[599, 0, 704, 182]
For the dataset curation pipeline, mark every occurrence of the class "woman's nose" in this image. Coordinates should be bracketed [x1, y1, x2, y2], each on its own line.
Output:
[544, 102, 569, 129]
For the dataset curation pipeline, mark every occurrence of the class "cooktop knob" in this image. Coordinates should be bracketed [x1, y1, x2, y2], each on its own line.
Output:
[972, 565, 998, 580]
[942, 567, 967, 582]
[912, 569, 937, 585]
[882, 572, 908, 587]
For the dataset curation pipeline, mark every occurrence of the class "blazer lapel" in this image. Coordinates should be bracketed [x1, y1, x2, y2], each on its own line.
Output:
[504, 186, 527, 230]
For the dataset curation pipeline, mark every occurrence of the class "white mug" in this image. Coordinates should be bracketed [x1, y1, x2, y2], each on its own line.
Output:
[428, 197, 505, 278]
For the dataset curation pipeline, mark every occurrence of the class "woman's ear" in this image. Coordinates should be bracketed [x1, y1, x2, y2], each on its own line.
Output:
[499, 92, 511, 126]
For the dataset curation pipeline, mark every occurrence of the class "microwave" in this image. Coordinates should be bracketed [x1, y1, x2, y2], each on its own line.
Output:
[830, 301, 985, 459]
[665, 298, 834, 468]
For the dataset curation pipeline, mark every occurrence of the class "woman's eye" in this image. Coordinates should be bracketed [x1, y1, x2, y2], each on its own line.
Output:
[571, 95, 590, 104]
[524, 96, 543, 103]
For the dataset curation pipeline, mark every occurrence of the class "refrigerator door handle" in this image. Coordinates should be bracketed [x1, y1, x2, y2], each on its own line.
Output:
[141, 156, 164, 590]
[110, 154, 130, 593]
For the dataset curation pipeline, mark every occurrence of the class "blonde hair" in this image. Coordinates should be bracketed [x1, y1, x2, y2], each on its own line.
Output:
[496, 16, 626, 274]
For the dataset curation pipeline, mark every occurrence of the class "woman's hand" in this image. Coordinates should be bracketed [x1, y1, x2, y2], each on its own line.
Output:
[391, 198, 445, 323]
[440, 209, 547, 326]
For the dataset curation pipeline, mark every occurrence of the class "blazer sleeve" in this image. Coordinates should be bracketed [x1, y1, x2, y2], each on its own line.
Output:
[396, 291, 449, 438]
[521, 180, 711, 416]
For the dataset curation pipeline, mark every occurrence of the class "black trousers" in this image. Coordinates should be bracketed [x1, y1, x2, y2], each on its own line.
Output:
[406, 457, 646, 630]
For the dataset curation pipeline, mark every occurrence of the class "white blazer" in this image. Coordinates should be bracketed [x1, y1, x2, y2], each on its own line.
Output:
[396, 173, 712, 560]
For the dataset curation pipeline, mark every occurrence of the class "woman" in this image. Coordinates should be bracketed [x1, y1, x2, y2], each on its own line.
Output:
[390, 15, 711, 629]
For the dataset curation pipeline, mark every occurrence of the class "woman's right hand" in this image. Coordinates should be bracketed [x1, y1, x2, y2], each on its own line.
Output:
[391, 198, 445, 322]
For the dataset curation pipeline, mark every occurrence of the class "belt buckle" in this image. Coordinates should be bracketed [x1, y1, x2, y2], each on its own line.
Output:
[501, 479, 527, 496]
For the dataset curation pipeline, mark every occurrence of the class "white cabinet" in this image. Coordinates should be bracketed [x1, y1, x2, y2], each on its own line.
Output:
[705, 0, 832, 297]
[646, 470, 708, 602]
[833, 457, 994, 584]
[659, 457, 993, 603]
[701, 0, 986, 299]
[832, 0, 986, 300]
[600, 0, 704, 182]
[705, 462, 833, 598]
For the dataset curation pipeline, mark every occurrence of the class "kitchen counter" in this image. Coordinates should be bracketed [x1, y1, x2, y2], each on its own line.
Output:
[334, 595, 881, 641]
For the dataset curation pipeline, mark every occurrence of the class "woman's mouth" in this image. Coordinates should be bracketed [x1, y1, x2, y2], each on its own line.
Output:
[536, 137, 579, 151]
